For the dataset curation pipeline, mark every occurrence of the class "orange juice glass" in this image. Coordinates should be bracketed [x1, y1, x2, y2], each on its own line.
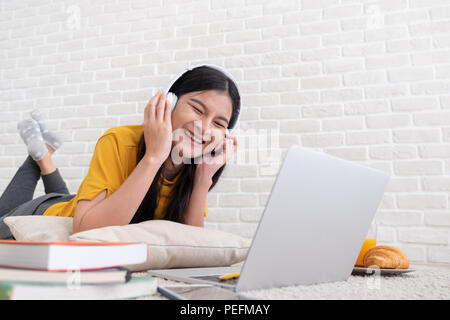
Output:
[355, 238, 376, 267]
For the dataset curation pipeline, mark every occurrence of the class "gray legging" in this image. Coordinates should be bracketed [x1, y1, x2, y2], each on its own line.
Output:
[0, 155, 75, 238]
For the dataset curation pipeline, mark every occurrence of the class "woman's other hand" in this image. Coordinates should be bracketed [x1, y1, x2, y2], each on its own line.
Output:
[195, 132, 238, 185]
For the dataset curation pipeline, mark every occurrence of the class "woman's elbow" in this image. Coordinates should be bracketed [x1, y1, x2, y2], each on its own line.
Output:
[182, 216, 205, 228]
[71, 219, 81, 234]
[72, 215, 87, 234]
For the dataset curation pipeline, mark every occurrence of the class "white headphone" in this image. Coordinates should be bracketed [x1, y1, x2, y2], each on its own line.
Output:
[164, 63, 241, 134]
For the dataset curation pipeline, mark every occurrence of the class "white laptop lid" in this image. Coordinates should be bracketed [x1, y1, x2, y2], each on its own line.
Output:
[235, 145, 389, 292]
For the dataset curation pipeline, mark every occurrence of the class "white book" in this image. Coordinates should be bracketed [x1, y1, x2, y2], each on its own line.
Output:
[0, 276, 157, 300]
[0, 240, 147, 271]
[0, 267, 131, 284]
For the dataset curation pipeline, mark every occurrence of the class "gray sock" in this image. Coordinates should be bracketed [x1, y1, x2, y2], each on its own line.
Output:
[17, 119, 48, 161]
[30, 109, 62, 151]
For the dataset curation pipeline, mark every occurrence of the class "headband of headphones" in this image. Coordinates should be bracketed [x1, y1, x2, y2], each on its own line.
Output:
[164, 63, 241, 134]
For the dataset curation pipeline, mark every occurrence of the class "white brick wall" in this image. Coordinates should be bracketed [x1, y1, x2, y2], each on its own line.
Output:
[1, 0, 450, 266]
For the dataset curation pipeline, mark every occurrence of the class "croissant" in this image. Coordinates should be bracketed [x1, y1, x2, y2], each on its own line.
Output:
[363, 246, 409, 269]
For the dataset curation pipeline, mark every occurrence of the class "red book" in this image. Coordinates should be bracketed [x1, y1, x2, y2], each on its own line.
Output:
[0, 240, 147, 271]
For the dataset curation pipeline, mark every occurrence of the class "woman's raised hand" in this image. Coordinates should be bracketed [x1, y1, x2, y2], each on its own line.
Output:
[143, 89, 173, 164]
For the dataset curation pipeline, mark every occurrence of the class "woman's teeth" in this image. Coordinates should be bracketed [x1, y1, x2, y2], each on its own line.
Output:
[185, 130, 202, 145]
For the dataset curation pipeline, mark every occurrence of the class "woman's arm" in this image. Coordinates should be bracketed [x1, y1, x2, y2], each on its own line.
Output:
[73, 156, 163, 233]
[185, 133, 239, 227]
[182, 176, 212, 227]
[73, 90, 173, 233]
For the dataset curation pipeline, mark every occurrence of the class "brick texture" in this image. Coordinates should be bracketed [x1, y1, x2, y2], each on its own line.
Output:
[1, 0, 449, 266]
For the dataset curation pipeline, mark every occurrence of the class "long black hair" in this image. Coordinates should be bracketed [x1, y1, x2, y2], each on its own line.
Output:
[130, 66, 241, 224]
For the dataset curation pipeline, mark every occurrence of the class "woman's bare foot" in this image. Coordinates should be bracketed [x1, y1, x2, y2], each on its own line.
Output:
[36, 144, 56, 175]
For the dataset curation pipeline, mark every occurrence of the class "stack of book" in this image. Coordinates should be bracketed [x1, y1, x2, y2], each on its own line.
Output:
[0, 240, 156, 300]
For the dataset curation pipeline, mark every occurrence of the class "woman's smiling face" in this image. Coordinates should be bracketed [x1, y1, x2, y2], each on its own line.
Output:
[170, 90, 233, 159]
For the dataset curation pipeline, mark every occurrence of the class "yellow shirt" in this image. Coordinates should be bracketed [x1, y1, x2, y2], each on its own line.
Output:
[43, 125, 208, 220]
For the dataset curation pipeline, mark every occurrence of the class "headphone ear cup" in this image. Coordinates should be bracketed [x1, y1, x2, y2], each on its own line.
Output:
[166, 92, 178, 110]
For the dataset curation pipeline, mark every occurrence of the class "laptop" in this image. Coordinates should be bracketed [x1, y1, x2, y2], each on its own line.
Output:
[149, 144, 390, 293]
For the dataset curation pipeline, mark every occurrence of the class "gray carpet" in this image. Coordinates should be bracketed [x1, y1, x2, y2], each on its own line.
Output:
[240, 265, 450, 300]
[146, 264, 450, 300]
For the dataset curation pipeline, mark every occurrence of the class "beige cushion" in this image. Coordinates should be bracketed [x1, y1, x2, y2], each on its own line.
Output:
[4, 216, 73, 242]
[3, 216, 251, 272]
[69, 220, 252, 271]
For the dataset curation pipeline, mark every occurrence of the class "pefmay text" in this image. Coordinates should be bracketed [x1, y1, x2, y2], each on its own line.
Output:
[180, 304, 271, 317]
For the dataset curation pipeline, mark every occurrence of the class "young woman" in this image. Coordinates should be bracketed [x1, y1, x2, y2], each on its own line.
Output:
[0, 65, 240, 239]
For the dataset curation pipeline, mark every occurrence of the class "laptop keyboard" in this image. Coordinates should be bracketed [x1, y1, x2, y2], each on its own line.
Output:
[191, 275, 239, 285]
